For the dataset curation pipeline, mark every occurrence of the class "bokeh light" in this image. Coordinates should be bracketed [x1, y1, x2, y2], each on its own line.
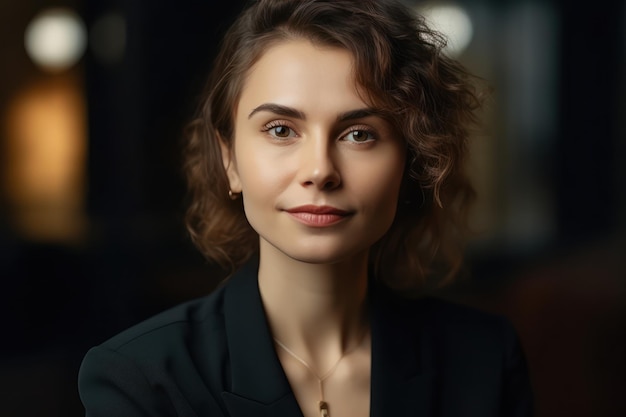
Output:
[90, 12, 126, 65]
[24, 8, 87, 72]
[2, 77, 88, 242]
[416, 3, 474, 56]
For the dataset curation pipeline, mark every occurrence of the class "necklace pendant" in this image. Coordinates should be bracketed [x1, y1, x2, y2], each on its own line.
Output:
[319, 401, 329, 417]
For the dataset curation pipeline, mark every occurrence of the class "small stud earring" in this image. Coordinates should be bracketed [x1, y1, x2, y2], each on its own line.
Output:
[228, 189, 240, 200]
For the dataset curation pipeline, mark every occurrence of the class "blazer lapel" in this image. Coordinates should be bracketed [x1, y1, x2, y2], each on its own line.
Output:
[222, 259, 304, 417]
[370, 283, 437, 417]
[220, 261, 436, 417]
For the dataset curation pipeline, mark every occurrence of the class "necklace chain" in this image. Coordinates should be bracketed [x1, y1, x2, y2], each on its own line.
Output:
[273, 331, 367, 417]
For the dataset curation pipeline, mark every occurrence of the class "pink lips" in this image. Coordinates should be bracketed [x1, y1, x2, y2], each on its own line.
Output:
[284, 205, 352, 227]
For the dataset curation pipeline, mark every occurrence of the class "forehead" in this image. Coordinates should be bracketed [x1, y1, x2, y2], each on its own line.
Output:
[236, 39, 369, 117]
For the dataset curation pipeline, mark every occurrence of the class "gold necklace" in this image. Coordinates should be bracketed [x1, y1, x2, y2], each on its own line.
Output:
[273, 332, 367, 417]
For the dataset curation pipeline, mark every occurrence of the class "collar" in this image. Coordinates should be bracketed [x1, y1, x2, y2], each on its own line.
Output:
[221, 259, 435, 417]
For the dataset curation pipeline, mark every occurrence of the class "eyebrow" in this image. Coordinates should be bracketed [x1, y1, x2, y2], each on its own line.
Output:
[248, 103, 386, 122]
[248, 103, 305, 120]
[337, 108, 386, 123]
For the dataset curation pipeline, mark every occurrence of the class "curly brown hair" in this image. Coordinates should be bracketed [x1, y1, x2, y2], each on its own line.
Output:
[183, 0, 483, 290]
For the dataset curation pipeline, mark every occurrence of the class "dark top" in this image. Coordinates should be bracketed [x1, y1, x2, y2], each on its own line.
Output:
[78, 260, 534, 417]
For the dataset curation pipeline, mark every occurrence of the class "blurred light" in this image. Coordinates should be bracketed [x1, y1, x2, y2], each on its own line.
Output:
[2, 77, 87, 242]
[416, 3, 474, 57]
[24, 8, 87, 72]
[90, 12, 126, 65]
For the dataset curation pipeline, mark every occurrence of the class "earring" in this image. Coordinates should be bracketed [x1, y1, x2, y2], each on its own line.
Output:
[228, 189, 240, 200]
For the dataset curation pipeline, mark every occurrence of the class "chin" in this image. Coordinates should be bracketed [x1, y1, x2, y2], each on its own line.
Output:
[258, 231, 380, 266]
[281, 243, 369, 266]
[287, 253, 346, 265]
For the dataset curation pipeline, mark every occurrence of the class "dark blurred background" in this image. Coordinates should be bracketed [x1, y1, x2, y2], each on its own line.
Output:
[0, 0, 624, 416]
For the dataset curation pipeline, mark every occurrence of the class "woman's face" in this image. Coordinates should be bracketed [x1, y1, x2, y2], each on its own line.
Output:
[223, 39, 406, 265]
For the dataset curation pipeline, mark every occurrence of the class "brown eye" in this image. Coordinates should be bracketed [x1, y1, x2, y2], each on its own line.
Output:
[343, 129, 374, 143]
[351, 130, 368, 141]
[274, 126, 291, 137]
[265, 124, 296, 139]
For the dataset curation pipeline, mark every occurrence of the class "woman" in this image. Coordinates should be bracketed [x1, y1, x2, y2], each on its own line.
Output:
[79, 0, 534, 416]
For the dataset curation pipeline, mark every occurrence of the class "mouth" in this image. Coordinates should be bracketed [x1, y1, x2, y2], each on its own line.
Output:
[285, 205, 350, 215]
[284, 205, 352, 227]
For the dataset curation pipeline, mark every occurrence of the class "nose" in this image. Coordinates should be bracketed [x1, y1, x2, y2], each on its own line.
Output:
[298, 135, 341, 190]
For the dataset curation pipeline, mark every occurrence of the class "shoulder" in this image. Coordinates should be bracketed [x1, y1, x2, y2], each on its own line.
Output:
[421, 297, 522, 360]
[420, 298, 534, 415]
[383, 293, 534, 415]
[403, 295, 531, 388]
[78, 283, 231, 416]
[102, 282, 228, 353]
[378, 289, 523, 361]
[83, 281, 231, 372]
[419, 296, 516, 338]
[377, 285, 515, 338]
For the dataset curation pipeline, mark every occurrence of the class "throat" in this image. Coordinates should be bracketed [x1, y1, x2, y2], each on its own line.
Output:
[257, 256, 370, 343]
[273, 328, 372, 417]
[256, 250, 372, 417]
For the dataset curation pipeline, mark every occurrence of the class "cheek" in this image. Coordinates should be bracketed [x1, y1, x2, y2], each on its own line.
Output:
[234, 147, 295, 225]
[234, 130, 303, 190]
[237, 150, 285, 194]
[351, 152, 405, 207]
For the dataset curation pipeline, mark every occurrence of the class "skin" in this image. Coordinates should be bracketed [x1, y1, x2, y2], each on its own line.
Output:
[221, 39, 406, 417]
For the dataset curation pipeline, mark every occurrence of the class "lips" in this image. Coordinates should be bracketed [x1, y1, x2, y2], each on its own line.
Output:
[285, 205, 350, 215]
[284, 205, 352, 226]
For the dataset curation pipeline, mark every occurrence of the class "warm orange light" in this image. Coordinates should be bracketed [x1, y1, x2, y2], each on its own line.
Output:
[2, 75, 87, 242]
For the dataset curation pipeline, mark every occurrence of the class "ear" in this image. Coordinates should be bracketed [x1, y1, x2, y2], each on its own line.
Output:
[218, 133, 242, 193]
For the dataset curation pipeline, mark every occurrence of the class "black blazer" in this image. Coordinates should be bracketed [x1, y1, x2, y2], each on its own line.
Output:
[78, 260, 534, 417]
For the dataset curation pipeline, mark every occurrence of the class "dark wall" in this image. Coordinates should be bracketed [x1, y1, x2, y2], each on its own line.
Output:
[1, 2, 246, 416]
[82, 0, 247, 335]
[555, 0, 624, 243]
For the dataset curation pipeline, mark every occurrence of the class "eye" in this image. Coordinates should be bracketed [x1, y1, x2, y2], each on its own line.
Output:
[263, 122, 297, 139]
[342, 128, 375, 143]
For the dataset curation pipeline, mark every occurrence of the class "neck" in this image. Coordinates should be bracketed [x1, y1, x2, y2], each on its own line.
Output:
[257, 240, 369, 369]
